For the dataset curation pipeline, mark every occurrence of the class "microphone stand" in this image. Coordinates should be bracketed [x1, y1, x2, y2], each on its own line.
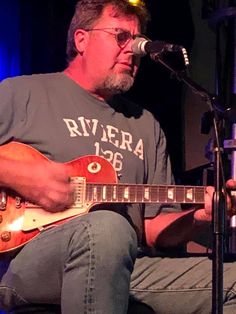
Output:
[150, 52, 233, 314]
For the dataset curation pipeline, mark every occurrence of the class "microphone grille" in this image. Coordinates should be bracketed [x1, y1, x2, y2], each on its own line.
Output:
[132, 37, 149, 56]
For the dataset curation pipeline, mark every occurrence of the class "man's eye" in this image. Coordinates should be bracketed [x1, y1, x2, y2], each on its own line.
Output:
[117, 32, 131, 45]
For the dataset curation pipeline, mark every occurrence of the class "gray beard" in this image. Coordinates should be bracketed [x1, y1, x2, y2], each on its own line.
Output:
[97, 73, 134, 97]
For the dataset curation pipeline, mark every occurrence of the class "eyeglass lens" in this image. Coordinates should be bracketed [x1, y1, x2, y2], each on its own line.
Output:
[116, 31, 133, 46]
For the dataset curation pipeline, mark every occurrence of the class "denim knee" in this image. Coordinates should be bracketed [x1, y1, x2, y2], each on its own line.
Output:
[61, 210, 138, 313]
[0, 211, 138, 313]
[75, 210, 138, 269]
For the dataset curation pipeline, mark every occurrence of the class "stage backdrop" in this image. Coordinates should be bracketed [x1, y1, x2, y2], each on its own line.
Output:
[0, 0, 21, 81]
[183, 0, 215, 171]
[0, 2, 21, 313]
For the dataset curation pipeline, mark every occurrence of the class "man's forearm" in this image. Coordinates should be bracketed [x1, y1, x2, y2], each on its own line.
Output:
[0, 157, 22, 189]
[145, 209, 205, 248]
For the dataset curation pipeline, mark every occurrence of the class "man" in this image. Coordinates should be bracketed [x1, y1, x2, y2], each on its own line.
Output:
[0, 0, 236, 313]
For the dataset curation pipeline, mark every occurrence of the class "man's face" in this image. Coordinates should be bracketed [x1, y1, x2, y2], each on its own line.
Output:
[80, 5, 141, 97]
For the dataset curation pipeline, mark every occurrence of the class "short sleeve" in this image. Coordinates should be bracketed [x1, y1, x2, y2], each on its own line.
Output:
[0, 78, 27, 144]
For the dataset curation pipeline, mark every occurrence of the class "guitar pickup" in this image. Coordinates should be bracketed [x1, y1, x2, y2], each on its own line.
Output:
[70, 176, 86, 207]
[22, 177, 87, 231]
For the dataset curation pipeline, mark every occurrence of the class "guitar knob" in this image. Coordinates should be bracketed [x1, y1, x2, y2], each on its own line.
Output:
[0, 191, 7, 211]
[1, 231, 11, 242]
[15, 196, 22, 209]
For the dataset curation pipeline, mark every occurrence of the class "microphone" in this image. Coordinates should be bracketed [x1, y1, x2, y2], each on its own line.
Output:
[132, 37, 183, 56]
[132, 37, 189, 66]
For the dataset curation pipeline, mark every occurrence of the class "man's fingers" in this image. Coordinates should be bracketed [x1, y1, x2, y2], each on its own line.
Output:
[226, 179, 236, 190]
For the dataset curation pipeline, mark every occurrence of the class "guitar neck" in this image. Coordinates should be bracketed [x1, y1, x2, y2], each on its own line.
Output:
[85, 183, 206, 204]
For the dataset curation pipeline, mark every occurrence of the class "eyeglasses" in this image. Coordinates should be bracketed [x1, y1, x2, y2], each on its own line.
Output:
[84, 28, 141, 48]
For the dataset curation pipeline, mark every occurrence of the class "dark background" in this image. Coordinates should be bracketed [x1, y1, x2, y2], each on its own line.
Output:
[0, 0, 206, 178]
[0, 3, 235, 312]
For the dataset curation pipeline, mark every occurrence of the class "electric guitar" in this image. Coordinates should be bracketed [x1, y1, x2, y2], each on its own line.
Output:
[0, 142, 206, 253]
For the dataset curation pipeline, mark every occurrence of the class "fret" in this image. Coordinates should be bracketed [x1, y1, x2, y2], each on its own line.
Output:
[136, 185, 143, 203]
[112, 185, 117, 201]
[176, 186, 185, 202]
[117, 185, 124, 202]
[195, 187, 205, 203]
[128, 185, 136, 202]
[98, 185, 104, 201]
[150, 186, 159, 202]
[159, 186, 167, 202]
[106, 185, 113, 202]
[86, 185, 92, 202]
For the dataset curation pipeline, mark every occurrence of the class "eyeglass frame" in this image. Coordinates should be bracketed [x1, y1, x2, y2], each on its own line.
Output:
[82, 27, 143, 48]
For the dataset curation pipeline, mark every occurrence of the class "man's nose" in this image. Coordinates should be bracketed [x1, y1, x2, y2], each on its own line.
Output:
[122, 38, 135, 53]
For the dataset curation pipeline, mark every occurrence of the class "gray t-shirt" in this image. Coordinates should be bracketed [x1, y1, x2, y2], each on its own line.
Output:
[0, 72, 177, 244]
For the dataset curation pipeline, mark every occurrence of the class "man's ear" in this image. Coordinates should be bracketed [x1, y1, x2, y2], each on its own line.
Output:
[74, 29, 88, 54]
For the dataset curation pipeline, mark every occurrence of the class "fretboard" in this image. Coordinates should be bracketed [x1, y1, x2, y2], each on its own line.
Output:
[85, 183, 205, 204]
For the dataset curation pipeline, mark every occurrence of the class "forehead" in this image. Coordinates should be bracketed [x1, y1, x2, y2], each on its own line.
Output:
[94, 4, 141, 31]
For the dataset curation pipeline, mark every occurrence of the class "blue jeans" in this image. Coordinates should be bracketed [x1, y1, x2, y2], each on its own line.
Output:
[0, 211, 137, 313]
[1, 210, 236, 314]
[131, 255, 236, 313]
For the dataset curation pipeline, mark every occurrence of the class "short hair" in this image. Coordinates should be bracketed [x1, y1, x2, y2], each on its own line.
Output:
[66, 0, 150, 62]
